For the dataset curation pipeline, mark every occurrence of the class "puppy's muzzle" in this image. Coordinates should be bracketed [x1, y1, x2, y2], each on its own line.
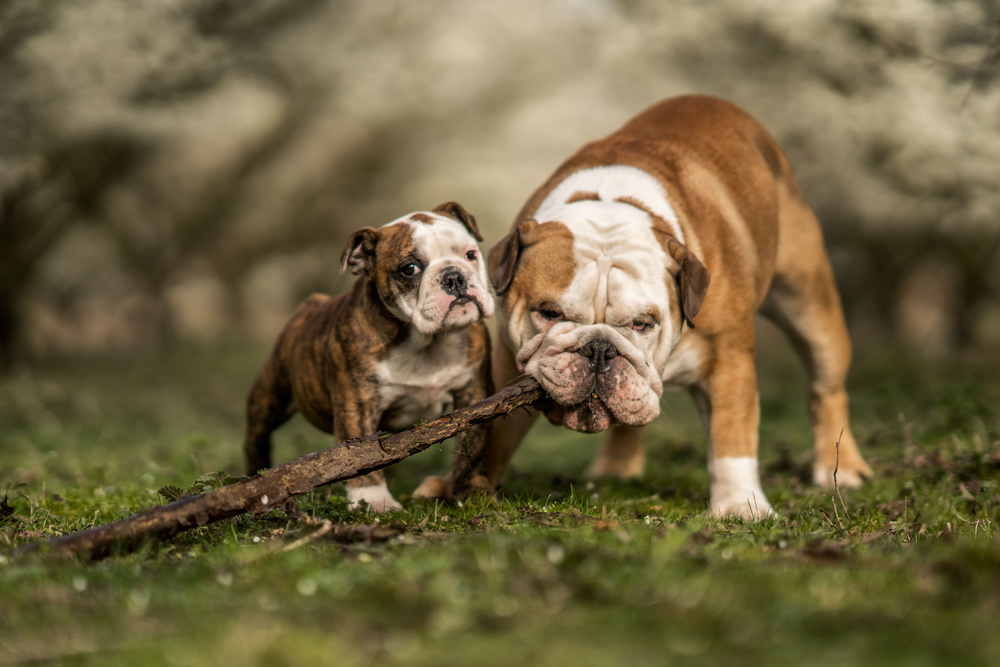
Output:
[578, 338, 618, 373]
[440, 269, 468, 298]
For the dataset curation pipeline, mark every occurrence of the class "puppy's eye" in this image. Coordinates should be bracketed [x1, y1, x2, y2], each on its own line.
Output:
[398, 263, 422, 277]
[632, 320, 653, 333]
[538, 309, 563, 322]
[465, 250, 477, 261]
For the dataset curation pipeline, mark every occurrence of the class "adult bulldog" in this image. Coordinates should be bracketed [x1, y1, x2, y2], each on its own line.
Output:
[442, 95, 872, 518]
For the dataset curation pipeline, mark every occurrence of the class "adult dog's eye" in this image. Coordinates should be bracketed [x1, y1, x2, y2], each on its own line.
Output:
[398, 263, 422, 277]
[465, 250, 477, 261]
[632, 320, 653, 333]
[538, 309, 563, 322]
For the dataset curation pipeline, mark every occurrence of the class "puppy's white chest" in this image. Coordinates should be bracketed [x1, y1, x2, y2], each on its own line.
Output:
[376, 335, 474, 430]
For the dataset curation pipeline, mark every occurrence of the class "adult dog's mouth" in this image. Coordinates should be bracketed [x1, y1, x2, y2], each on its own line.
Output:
[537, 392, 613, 433]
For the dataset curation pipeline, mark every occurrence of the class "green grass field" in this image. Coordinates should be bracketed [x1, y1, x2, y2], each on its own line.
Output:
[2, 335, 998, 666]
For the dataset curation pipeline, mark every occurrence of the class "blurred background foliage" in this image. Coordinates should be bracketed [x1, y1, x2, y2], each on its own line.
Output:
[1, 0, 998, 369]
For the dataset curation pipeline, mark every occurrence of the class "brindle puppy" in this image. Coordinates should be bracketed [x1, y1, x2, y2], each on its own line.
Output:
[243, 202, 494, 511]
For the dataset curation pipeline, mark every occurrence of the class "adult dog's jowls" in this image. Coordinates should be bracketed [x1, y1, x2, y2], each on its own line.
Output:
[428, 95, 873, 518]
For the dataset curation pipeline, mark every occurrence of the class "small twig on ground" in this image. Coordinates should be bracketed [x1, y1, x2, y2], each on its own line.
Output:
[830, 497, 845, 531]
[281, 515, 333, 553]
[276, 497, 334, 552]
[832, 425, 851, 529]
[951, 508, 988, 537]
[817, 507, 838, 531]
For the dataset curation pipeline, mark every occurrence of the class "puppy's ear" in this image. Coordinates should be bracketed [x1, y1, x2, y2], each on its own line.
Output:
[665, 238, 710, 327]
[433, 201, 483, 242]
[341, 228, 379, 276]
[488, 219, 539, 295]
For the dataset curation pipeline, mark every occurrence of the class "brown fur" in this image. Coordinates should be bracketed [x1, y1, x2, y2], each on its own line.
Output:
[566, 190, 600, 203]
[481, 95, 872, 505]
[433, 201, 484, 241]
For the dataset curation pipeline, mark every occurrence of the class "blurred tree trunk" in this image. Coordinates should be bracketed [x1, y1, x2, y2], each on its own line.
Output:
[0, 175, 72, 370]
[0, 134, 148, 370]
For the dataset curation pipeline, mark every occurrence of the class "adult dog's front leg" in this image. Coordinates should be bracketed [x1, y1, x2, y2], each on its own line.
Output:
[695, 339, 772, 519]
[585, 424, 645, 480]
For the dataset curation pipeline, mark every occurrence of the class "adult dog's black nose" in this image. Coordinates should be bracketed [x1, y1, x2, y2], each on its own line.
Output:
[578, 338, 618, 372]
[440, 269, 468, 297]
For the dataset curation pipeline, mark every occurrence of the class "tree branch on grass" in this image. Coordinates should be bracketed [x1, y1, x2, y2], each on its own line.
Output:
[16, 378, 545, 560]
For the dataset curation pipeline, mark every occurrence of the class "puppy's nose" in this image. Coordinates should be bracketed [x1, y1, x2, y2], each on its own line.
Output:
[440, 269, 468, 297]
[578, 338, 618, 372]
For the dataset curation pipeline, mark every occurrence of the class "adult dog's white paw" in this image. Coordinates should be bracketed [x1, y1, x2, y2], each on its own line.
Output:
[710, 493, 774, 519]
[347, 483, 403, 513]
[709, 456, 774, 520]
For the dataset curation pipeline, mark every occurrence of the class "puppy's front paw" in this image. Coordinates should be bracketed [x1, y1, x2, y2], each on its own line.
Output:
[347, 483, 403, 513]
[413, 475, 452, 500]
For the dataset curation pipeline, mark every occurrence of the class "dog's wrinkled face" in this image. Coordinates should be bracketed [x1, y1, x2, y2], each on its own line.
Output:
[342, 202, 495, 335]
[490, 171, 709, 433]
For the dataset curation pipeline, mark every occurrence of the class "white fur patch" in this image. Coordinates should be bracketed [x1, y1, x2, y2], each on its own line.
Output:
[376, 329, 478, 430]
[347, 482, 402, 513]
[709, 456, 773, 519]
[536, 166, 683, 243]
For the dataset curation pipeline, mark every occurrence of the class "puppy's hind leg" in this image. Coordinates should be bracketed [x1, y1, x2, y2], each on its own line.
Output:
[244, 362, 295, 476]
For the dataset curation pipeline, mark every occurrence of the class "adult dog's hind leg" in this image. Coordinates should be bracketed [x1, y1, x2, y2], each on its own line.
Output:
[760, 189, 873, 488]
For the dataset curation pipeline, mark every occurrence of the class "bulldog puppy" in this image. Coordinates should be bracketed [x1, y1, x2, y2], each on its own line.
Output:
[243, 202, 494, 512]
[430, 95, 872, 518]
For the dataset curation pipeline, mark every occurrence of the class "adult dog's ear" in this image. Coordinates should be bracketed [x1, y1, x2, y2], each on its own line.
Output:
[340, 228, 379, 276]
[433, 201, 482, 242]
[488, 219, 539, 295]
[665, 238, 710, 327]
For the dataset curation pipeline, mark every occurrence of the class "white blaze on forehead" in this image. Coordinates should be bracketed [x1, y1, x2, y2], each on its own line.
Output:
[384, 213, 476, 255]
[533, 166, 677, 335]
[537, 166, 683, 243]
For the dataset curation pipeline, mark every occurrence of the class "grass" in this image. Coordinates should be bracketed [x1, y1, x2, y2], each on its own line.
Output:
[1, 333, 999, 666]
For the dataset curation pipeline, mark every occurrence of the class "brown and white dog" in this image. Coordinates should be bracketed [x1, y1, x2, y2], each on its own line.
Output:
[424, 95, 873, 518]
[243, 202, 494, 512]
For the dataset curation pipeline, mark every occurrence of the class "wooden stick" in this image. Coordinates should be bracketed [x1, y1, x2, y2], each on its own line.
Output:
[18, 378, 544, 560]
